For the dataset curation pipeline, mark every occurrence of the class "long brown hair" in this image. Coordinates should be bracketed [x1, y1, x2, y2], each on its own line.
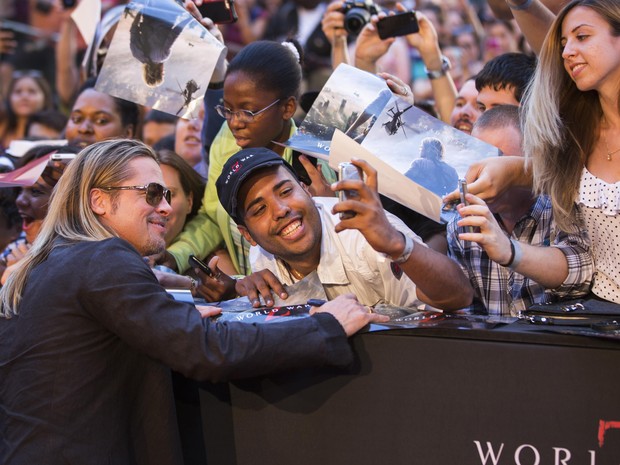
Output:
[523, 0, 620, 230]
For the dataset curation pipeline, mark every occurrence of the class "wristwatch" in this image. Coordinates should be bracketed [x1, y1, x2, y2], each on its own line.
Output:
[381, 232, 415, 264]
[425, 55, 451, 80]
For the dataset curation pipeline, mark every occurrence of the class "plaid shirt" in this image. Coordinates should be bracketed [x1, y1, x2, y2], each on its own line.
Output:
[447, 195, 593, 316]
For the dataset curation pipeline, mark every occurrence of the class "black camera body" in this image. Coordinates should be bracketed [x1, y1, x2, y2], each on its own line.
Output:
[341, 0, 379, 35]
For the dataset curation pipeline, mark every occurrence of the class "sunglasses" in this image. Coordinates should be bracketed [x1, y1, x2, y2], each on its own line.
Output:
[98, 182, 171, 207]
[215, 99, 280, 124]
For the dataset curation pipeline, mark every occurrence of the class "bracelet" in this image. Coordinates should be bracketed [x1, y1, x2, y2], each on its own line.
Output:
[188, 276, 198, 292]
[391, 232, 415, 264]
[500, 238, 523, 269]
[507, 0, 533, 10]
[424, 55, 451, 80]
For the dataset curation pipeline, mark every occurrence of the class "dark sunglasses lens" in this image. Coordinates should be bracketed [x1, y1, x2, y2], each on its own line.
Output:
[146, 183, 165, 206]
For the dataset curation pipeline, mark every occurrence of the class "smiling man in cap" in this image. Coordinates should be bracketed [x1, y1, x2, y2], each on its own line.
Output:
[216, 147, 473, 310]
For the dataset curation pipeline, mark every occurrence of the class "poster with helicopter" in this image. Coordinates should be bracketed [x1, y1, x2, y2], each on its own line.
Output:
[284, 64, 393, 159]
[95, 0, 226, 120]
[361, 101, 499, 199]
[286, 63, 499, 221]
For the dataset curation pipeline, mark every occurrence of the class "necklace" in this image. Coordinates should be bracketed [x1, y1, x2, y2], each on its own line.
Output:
[604, 135, 620, 161]
[283, 261, 304, 281]
[602, 118, 620, 161]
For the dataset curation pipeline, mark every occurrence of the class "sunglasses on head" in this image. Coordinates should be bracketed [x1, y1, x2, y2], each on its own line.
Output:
[12, 70, 44, 80]
[98, 182, 171, 207]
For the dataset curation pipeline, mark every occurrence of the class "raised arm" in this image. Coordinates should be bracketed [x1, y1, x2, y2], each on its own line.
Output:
[321, 0, 351, 69]
[331, 159, 474, 310]
[486, 0, 558, 55]
[403, 10, 457, 123]
[455, 193, 593, 292]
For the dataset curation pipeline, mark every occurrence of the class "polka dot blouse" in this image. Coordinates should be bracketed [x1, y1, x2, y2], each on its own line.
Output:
[578, 168, 620, 303]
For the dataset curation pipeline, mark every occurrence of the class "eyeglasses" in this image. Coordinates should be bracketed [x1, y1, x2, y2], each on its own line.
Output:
[98, 183, 171, 207]
[215, 99, 280, 124]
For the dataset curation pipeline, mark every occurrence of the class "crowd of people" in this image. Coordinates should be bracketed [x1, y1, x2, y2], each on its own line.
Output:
[0, 0, 619, 462]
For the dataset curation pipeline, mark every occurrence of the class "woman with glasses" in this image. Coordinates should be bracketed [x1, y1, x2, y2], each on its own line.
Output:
[157, 39, 334, 300]
[0, 71, 55, 151]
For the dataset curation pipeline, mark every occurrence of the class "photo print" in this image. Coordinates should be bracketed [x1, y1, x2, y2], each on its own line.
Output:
[95, 0, 226, 119]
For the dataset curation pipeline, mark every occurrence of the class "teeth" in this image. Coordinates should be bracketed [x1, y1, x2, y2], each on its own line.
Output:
[281, 220, 301, 237]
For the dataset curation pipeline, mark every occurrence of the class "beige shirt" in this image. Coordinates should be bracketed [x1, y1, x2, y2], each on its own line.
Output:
[250, 197, 424, 307]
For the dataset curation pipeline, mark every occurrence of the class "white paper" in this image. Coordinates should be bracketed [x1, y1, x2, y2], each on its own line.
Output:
[71, 0, 102, 46]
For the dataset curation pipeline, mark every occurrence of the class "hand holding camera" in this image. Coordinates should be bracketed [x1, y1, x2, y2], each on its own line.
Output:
[341, 0, 379, 35]
[332, 159, 407, 259]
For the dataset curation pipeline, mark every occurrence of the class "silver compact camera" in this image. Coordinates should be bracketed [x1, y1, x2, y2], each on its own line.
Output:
[338, 162, 363, 220]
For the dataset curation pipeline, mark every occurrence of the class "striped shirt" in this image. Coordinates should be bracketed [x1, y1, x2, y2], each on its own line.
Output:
[447, 195, 593, 316]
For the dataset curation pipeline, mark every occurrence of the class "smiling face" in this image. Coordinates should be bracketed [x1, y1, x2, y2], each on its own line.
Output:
[174, 107, 204, 167]
[92, 157, 172, 256]
[560, 6, 620, 95]
[237, 166, 322, 270]
[65, 89, 131, 148]
[450, 80, 481, 134]
[160, 163, 192, 246]
[15, 177, 54, 244]
[222, 71, 294, 152]
[10, 76, 46, 118]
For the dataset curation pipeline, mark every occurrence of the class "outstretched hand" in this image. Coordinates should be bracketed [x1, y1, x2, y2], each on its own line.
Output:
[309, 294, 389, 335]
[443, 156, 529, 205]
[195, 305, 222, 318]
[193, 256, 238, 302]
[235, 269, 288, 307]
[455, 193, 513, 265]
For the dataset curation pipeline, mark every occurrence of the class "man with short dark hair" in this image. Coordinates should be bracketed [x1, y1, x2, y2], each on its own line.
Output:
[474, 52, 536, 112]
[216, 147, 474, 310]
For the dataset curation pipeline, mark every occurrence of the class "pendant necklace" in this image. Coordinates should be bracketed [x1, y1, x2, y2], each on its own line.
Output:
[604, 136, 620, 161]
[602, 118, 620, 161]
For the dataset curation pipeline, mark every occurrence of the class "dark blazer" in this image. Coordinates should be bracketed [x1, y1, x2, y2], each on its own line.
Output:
[0, 238, 351, 465]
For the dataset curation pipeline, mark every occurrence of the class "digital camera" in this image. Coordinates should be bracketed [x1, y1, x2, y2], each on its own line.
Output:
[341, 0, 379, 35]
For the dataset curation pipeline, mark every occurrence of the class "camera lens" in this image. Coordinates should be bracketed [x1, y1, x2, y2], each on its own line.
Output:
[344, 8, 371, 35]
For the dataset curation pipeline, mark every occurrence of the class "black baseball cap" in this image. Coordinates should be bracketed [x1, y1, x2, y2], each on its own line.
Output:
[216, 148, 298, 224]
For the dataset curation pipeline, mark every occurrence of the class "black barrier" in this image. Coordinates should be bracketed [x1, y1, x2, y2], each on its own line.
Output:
[199, 322, 620, 465]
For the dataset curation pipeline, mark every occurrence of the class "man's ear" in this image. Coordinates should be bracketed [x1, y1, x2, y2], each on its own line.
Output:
[300, 181, 313, 198]
[282, 96, 297, 120]
[237, 225, 257, 247]
[90, 188, 108, 216]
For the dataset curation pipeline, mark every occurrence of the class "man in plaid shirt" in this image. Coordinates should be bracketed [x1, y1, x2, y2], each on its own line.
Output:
[447, 106, 593, 316]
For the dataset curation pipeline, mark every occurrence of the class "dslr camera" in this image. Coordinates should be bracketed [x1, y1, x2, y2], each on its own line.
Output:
[341, 0, 379, 35]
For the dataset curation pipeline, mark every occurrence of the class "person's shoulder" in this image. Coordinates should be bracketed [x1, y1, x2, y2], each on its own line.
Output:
[74, 237, 142, 262]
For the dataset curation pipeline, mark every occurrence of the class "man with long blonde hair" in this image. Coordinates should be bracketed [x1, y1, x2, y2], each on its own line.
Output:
[0, 139, 385, 464]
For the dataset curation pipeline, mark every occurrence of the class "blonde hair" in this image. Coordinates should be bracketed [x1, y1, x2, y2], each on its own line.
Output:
[0, 139, 158, 317]
[523, 0, 620, 231]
